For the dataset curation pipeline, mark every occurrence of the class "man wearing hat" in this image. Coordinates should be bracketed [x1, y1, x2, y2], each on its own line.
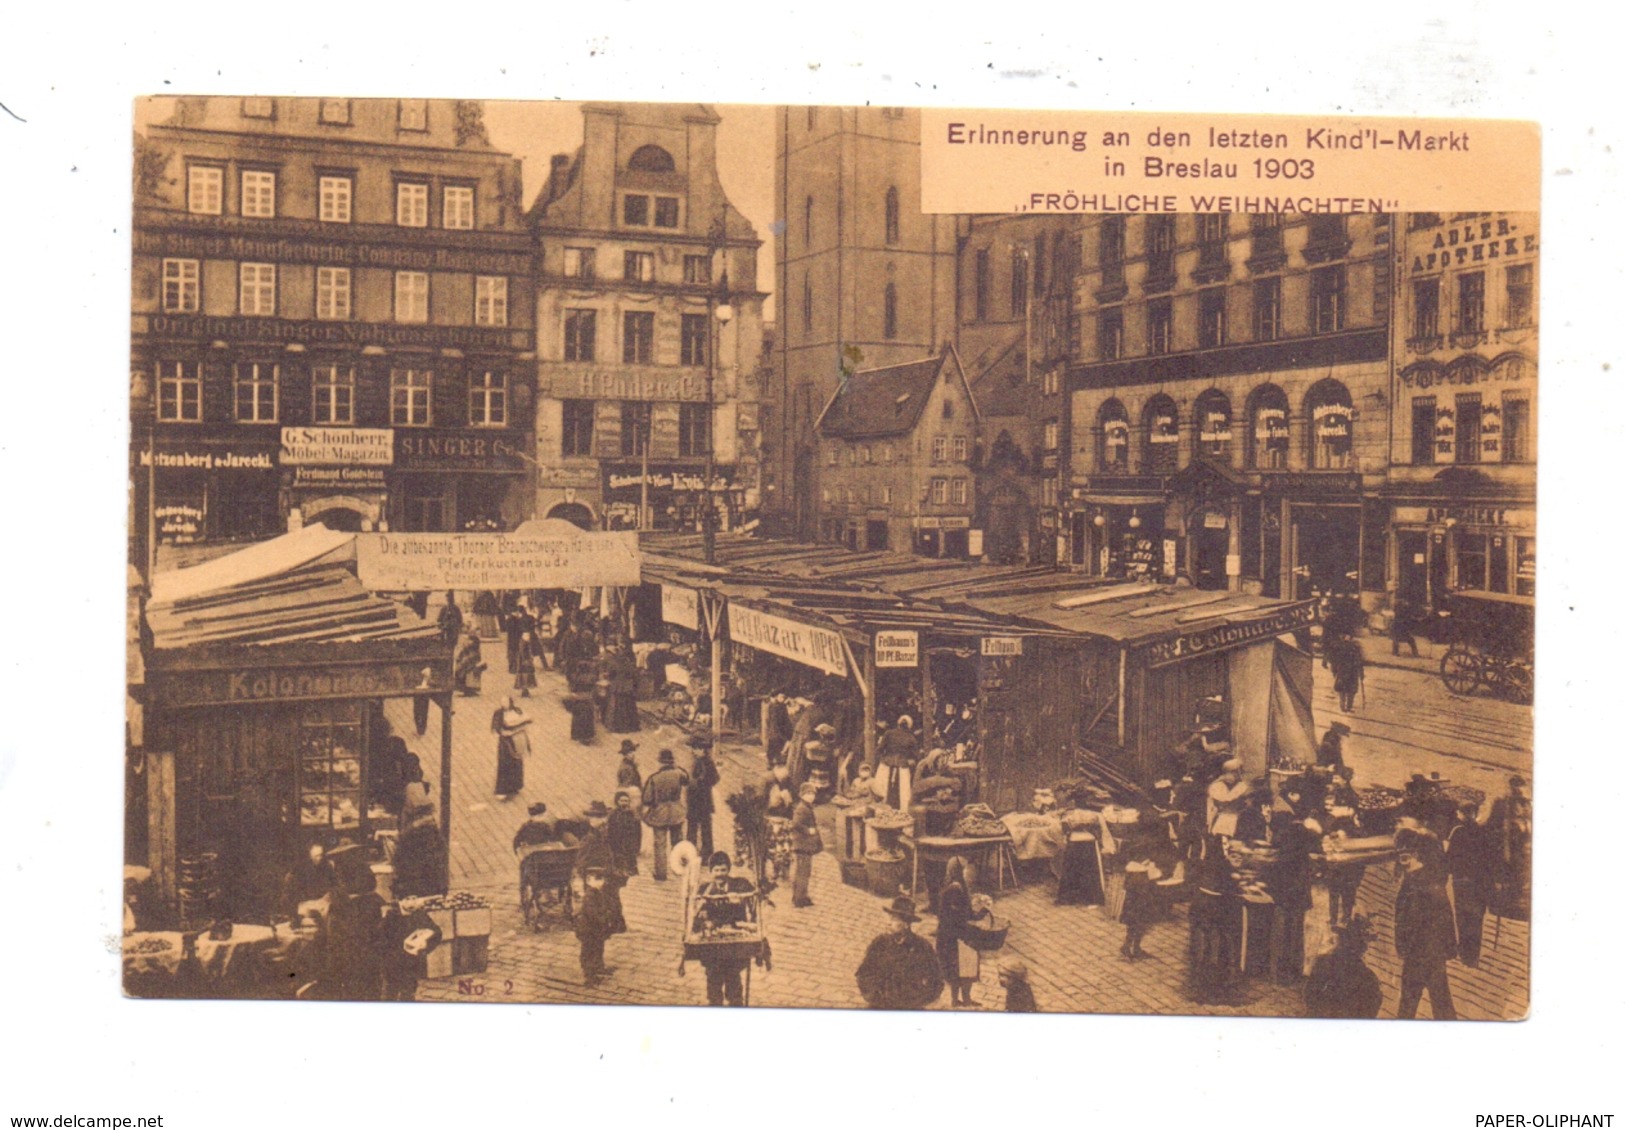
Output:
[1316, 720, 1352, 770]
[615, 740, 643, 808]
[686, 735, 722, 859]
[689, 852, 759, 1006]
[608, 792, 643, 877]
[1393, 827, 1458, 1019]
[575, 864, 617, 985]
[642, 750, 690, 882]
[856, 897, 944, 1010]
[790, 782, 823, 908]
[574, 801, 629, 937]
[512, 802, 556, 853]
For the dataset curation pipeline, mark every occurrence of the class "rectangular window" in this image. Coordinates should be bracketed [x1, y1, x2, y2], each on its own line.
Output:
[241, 169, 276, 218]
[318, 175, 352, 223]
[394, 271, 429, 323]
[1146, 216, 1176, 280]
[883, 485, 893, 505]
[882, 444, 894, 464]
[1456, 393, 1483, 465]
[311, 365, 355, 425]
[234, 362, 279, 423]
[564, 309, 597, 362]
[1147, 297, 1174, 355]
[1100, 216, 1125, 285]
[622, 195, 650, 226]
[1250, 213, 1284, 256]
[390, 369, 432, 426]
[1254, 277, 1282, 341]
[683, 255, 712, 285]
[474, 276, 508, 327]
[1310, 265, 1346, 333]
[319, 99, 351, 125]
[239, 262, 276, 316]
[1041, 478, 1059, 508]
[1411, 397, 1436, 465]
[1514, 535, 1535, 598]
[297, 701, 364, 832]
[1413, 277, 1440, 339]
[443, 185, 475, 230]
[620, 402, 651, 457]
[974, 249, 990, 321]
[316, 267, 351, 320]
[187, 165, 223, 215]
[1198, 288, 1226, 347]
[157, 361, 202, 422]
[241, 97, 275, 119]
[1098, 308, 1124, 360]
[398, 99, 428, 131]
[161, 259, 199, 313]
[953, 435, 968, 462]
[1043, 420, 1059, 451]
[1307, 214, 1347, 247]
[931, 478, 948, 505]
[827, 446, 838, 467]
[679, 403, 711, 457]
[653, 197, 680, 228]
[1457, 532, 1489, 592]
[1503, 396, 1532, 463]
[681, 314, 709, 366]
[1458, 271, 1486, 334]
[623, 311, 655, 363]
[1196, 213, 1227, 264]
[396, 182, 429, 227]
[469, 371, 507, 427]
[1042, 369, 1060, 396]
[931, 436, 947, 464]
[563, 247, 596, 279]
[624, 251, 655, 283]
[562, 400, 596, 457]
[951, 479, 968, 505]
[1505, 264, 1533, 328]
[1010, 249, 1029, 317]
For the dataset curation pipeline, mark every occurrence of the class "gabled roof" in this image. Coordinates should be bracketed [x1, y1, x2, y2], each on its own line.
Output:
[815, 348, 976, 440]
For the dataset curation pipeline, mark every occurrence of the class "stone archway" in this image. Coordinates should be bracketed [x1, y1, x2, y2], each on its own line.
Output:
[299, 495, 380, 532]
[546, 501, 596, 530]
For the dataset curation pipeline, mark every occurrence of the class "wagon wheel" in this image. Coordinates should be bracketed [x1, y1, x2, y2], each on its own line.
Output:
[1440, 647, 1482, 697]
[520, 878, 538, 930]
[1497, 659, 1534, 705]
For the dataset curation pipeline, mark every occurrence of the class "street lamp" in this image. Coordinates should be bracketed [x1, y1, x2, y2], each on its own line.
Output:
[705, 267, 734, 565]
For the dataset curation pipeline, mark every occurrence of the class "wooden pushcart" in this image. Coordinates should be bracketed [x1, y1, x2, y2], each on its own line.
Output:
[517, 843, 580, 929]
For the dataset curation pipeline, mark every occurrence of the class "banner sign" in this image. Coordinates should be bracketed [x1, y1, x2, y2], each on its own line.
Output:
[728, 604, 849, 677]
[875, 630, 919, 668]
[356, 531, 641, 592]
[1139, 601, 1316, 668]
[661, 584, 700, 631]
[149, 659, 452, 710]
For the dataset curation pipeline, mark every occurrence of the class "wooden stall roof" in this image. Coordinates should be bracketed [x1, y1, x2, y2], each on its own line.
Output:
[964, 583, 1313, 646]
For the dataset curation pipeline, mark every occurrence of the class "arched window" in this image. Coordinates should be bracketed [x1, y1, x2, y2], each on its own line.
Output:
[627, 145, 675, 173]
[1305, 379, 1354, 469]
[1248, 384, 1290, 469]
[883, 283, 898, 339]
[1143, 394, 1180, 473]
[885, 187, 900, 245]
[1194, 388, 1233, 462]
[1098, 399, 1130, 471]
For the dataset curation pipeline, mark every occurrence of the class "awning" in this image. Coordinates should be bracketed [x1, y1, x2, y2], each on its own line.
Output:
[150, 523, 356, 606]
[1076, 494, 1167, 507]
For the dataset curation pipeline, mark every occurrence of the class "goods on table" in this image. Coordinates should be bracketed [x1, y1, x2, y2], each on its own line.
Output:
[400, 892, 491, 977]
[866, 806, 913, 831]
[131, 936, 176, 955]
[1356, 787, 1404, 813]
[1440, 784, 1487, 809]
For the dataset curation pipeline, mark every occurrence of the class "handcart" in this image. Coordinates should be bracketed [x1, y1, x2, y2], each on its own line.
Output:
[673, 843, 769, 1005]
[516, 843, 580, 929]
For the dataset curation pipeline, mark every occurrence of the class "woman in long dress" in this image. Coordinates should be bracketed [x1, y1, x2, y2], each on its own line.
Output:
[512, 607, 539, 698]
[492, 698, 532, 800]
[934, 855, 989, 1007]
[606, 645, 641, 734]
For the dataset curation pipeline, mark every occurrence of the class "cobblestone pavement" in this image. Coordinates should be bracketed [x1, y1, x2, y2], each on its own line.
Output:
[389, 630, 1529, 1018]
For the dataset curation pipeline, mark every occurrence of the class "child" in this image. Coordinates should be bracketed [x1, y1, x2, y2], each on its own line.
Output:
[999, 958, 1038, 1012]
[575, 866, 615, 985]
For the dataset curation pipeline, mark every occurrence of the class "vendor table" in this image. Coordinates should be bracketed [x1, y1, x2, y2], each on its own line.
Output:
[901, 833, 1018, 904]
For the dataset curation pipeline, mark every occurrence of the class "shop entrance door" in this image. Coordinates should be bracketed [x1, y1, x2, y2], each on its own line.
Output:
[944, 529, 969, 558]
[1291, 505, 1361, 599]
[865, 520, 890, 551]
[1396, 530, 1430, 608]
[1193, 516, 1230, 590]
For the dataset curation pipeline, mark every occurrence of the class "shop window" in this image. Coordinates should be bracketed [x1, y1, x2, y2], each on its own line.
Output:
[620, 402, 651, 457]
[233, 362, 279, 423]
[318, 175, 352, 223]
[1144, 395, 1179, 472]
[1505, 264, 1534, 328]
[1195, 389, 1232, 460]
[469, 370, 506, 427]
[402, 488, 446, 532]
[622, 311, 655, 364]
[239, 262, 276, 317]
[1097, 307, 1124, 360]
[298, 700, 365, 830]
[443, 184, 475, 230]
[885, 186, 900, 245]
[241, 169, 276, 218]
[1515, 536, 1535, 597]
[883, 284, 898, 339]
[1099, 400, 1130, 471]
[396, 181, 429, 227]
[1455, 394, 1483, 464]
[157, 361, 202, 422]
[1306, 379, 1353, 468]
[394, 270, 429, 323]
[1147, 297, 1173, 355]
[1253, 276, 1282, 341]
[390, 368, 433, 426]
[564, 309, 596, 362]
[1249, 385, 1289, 469]
[187, 164, 223, 215]
[623, 251, 655, 283]
[1458, 271, 1486, 334]
[1503, 396, 1532, 463]
[1456, 532, 1490, 592]
[681, 313, 709, 366]
[1099, 215, 1125, 286]
[398, 99, 428, 131]
[974, 248, 990, 321]
[316, 267, 351, 321]
[1310, 265, 1345, 333]
[1011, 248, 1029, 317]
[161, 258, 199, 313]
[312, 365, 355, 425]
[474, 276, 507, 327]
[683, 255, 711, 285]
[564, 247, 596, 280]
[1198, 287, 1226, 347]
[1411, 396, 1437, 465]
[562, 399, 595, 457]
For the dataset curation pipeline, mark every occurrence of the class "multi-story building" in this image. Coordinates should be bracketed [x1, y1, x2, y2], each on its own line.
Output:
[130, 96, 536, 564]
[769, 106, 958, 539]
[1066, 212, 1393, 603]
[814, 348, 980, 555]
[1385, 212, 1538, 616]
[529, 103, 764, 532]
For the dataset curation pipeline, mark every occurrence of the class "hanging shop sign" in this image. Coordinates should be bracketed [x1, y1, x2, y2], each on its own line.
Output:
[875, 630, 920, 668]
[149, 658, 453, 710]
[281, 427, 394, 466]
[728, 604, 848, 677]
[981, 637, 1024, 657]
[356, 530, 641, 591]
[916, 516, 972, 529]
[661, 584, 701, 631]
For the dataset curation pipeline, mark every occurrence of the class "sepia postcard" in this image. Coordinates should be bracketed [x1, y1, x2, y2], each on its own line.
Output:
[124, 96, 1537, 1020]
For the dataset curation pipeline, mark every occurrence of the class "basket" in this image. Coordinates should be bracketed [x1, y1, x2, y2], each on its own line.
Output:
[961, 917, 1010, 953]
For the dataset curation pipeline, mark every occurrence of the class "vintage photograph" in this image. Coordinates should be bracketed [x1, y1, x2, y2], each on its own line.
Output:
[124, 96, 1535, 1020]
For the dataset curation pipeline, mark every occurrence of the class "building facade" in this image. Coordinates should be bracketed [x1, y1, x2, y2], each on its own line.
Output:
[131, 96, 536, 565]
[529, 103, 764, 532]
[1385, 212, 1538, 617]
[814, 349, 980, 556]
[769, 106, 959, 539]
[1065, 212, 1394, 603]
